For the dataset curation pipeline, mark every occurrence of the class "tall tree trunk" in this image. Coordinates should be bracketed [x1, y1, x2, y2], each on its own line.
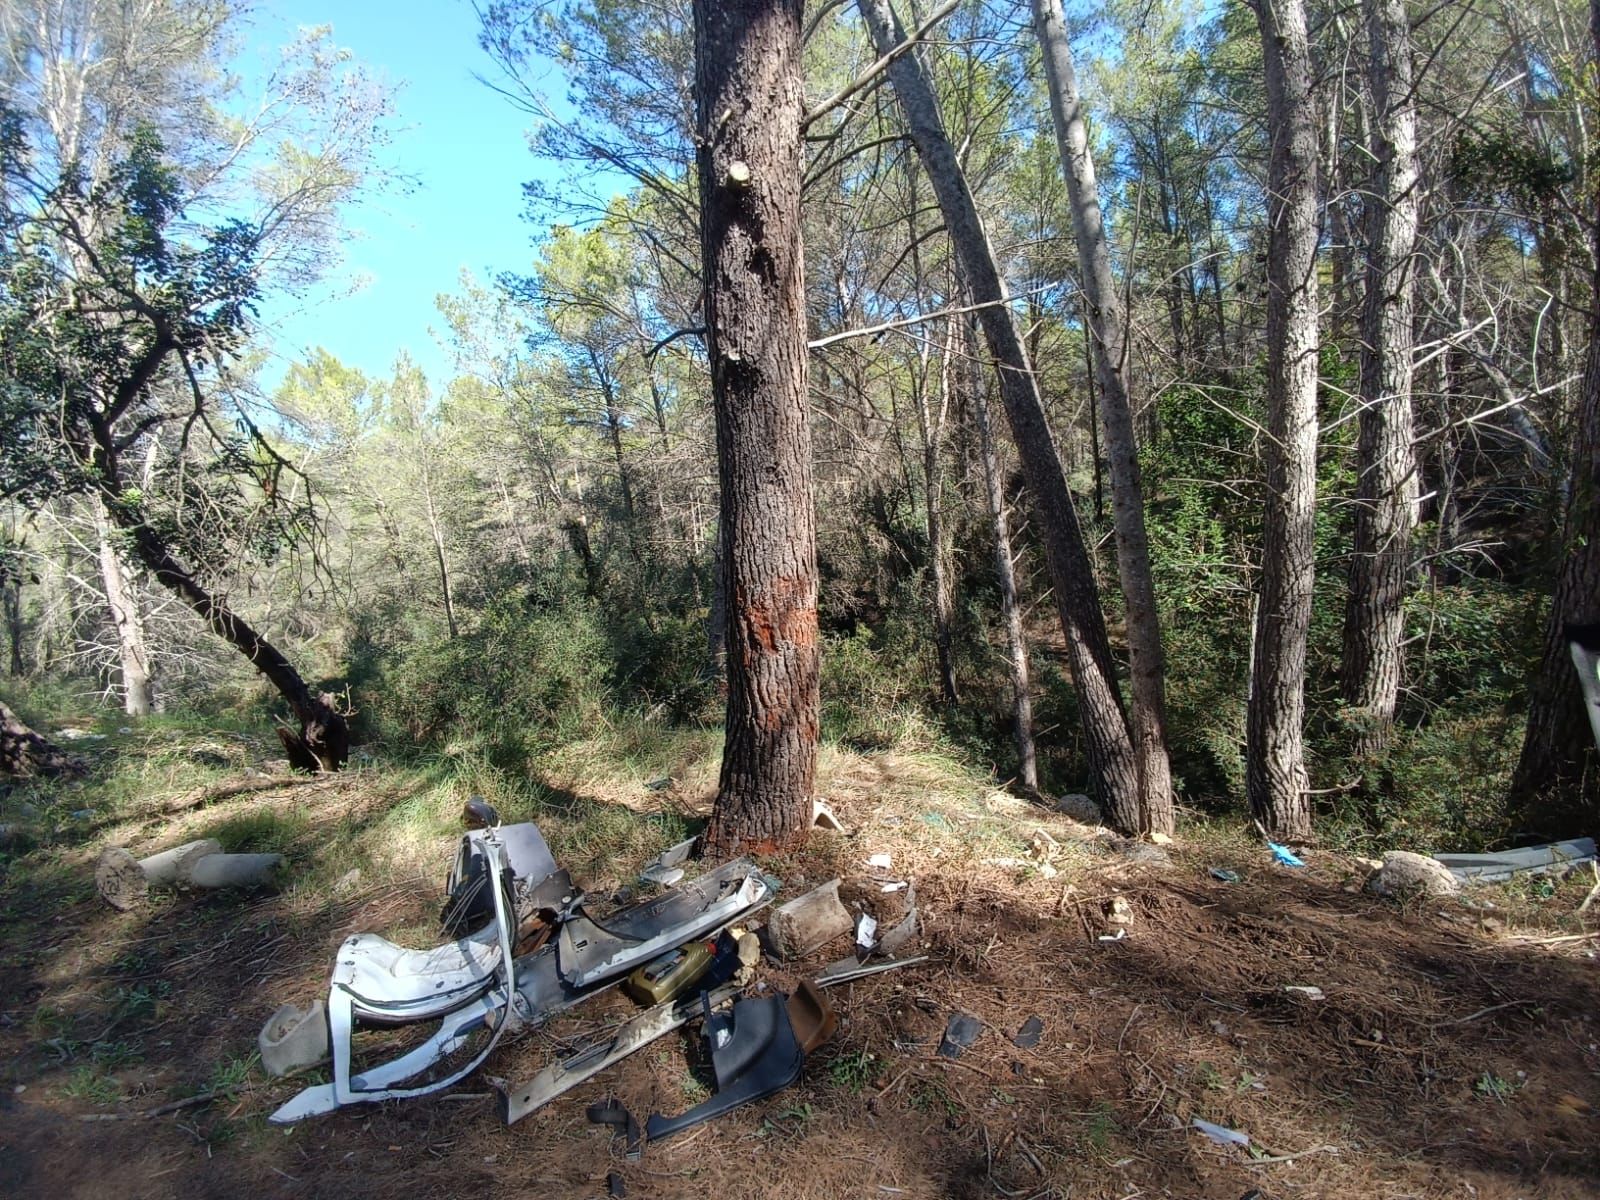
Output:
[696, 0, 820, 856]
[94, 502, 156, 716]
[1341, 0, 1420, 754]
[1032, 0, 1174, 834]
[417, 464, 458, 639]
[971, 338, 1038, 793]
[917, 329, 958, 706]
[3, 569, 23, 677]
[1246, 0, 1321, 840]
[861, 0, 1141, 832]
[1506, 0, 1600, 834]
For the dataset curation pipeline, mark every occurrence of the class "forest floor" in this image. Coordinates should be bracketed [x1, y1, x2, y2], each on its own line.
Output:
[2, 713, 1598, 1200]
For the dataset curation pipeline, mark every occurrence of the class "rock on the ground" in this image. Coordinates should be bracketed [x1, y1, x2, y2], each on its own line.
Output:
[1056, 793, 1102, 824]
[1115, 838, 1172, 868]
[1366, 851, 1460, 897]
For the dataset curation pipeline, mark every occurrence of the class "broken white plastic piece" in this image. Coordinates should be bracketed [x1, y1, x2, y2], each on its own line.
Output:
[867, 853, 892, 870]
[1284, 985, 1325, 1000]
[854, 913, 878, 955]
[259, 1000, 329, 1077]
[1191, 1117, 1249, 1148]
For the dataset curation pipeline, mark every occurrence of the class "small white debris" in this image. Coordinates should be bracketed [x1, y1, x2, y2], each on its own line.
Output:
[1191, 1118, 1249, 1148]
[867, 853, 892, 870]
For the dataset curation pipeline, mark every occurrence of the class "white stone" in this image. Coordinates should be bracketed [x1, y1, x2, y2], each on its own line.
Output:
[1366, 851, 1460, 897]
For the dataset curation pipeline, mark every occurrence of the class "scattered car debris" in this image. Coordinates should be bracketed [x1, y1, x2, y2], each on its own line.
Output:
[1268, 842, 1306, 868]
[1013, 1015, 1044, 1049]
[768, 878, 852, 960]
[639, 836, 697, 887]
[270, 809, 774, 1125]
[1191, 1117, 1250, 1148]
[1210, 868, 1242, 883]
[875, 883, 920, 955]
[259, 1000, 330, 1077]
[587, 1097, 642, 1160]
[607, 1171, 626, 1198]
[644, 986, 827, 1142]
[811, 798, 846, 832]
[867, 852, 892, 870]
[937, 1012, 984, 1059]
[1432, 838, 1597, 885]
[787, 980, 838, 1053]
[1115, 838, 1173, 867]
[854, 912, 878, 955]
[814, 954, 929, 986]
[497, 981, 745, 1125]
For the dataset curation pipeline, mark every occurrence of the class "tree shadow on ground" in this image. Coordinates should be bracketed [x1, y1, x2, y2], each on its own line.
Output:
[2, 773, 1597, 1200]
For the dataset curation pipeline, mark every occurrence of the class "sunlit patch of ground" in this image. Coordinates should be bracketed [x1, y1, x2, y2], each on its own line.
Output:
[2, 719, 1598, 1199]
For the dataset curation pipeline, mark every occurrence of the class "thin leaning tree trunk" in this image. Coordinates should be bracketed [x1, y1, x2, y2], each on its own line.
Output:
[1506, 0, 1600, 834]
[1246, 0, 1321, 840]
[1341, 0, 1420, 755]
[82, 435, 348, 772]
[917, 327, 958, 706]
[859, 0, 1141, 832]
[1031, 0, 1174, 833]
[696, 0, 820, 856]
[971, 330, 1039, 793]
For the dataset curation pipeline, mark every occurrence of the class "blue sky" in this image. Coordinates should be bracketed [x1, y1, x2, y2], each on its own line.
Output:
[245, 1, 558, 390]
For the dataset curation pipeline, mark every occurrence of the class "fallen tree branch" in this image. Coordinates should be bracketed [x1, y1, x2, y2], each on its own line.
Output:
[159, 773, 330, 816]
[77, 1087, 245, 1121]
[1429, 998, 1538, 1027]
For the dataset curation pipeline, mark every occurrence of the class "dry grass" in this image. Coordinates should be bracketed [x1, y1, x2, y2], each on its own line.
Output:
[3, 732, 1599, 1200]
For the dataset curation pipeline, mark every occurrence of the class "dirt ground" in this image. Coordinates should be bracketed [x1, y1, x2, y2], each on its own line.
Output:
[3, 763, 1598, 1200]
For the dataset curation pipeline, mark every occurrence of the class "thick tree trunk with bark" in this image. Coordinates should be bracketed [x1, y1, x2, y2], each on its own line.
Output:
[695, 0, 820, 856]
[1341, 0, 1420, 754]
[1031, 0, 1174, 833]
[1507, 0, 1600, 833]
[861, 0, 1141, 832]
[1246, 0, 1321, 840]
[972, 347, 1038, 792]
[94, 503, 156, 717]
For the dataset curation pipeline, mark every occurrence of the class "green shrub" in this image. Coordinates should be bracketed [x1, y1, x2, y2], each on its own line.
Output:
[364, 593, 611, 765]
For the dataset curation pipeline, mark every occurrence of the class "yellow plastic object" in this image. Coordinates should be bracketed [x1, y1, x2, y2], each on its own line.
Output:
[623, 941, 714, 1006]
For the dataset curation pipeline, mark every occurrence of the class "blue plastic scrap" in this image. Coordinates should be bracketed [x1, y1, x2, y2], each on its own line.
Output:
[1268, 842, 1306, 868]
